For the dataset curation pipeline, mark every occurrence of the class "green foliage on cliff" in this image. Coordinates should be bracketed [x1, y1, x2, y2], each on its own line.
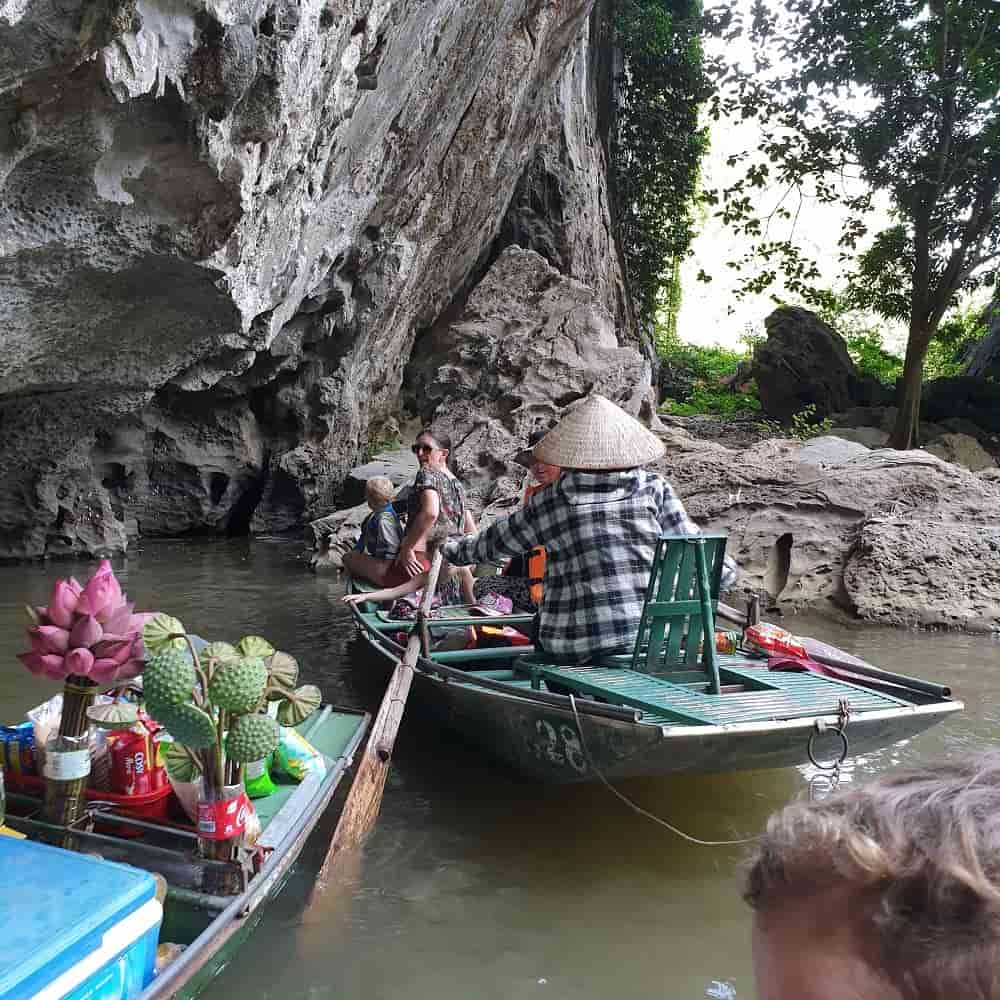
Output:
[611, 0, 710, 327]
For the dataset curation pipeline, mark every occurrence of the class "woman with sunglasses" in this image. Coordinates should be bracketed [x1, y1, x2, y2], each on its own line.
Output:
[391, 428, 476, 580]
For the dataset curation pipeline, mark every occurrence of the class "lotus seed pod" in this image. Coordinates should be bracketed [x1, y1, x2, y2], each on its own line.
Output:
[208, 657, 268, 714]
[276, 684, 322, 726]
[143, 647, 196, 707]
[201, 641, 239, 665]
[225, 713, 280, 763]
[142, 614, 188, 655]
[266, 651, 299, 696]
[236, 636, 274, 659]
[163, 742, 201, 782]
[152, 702, 217, 749]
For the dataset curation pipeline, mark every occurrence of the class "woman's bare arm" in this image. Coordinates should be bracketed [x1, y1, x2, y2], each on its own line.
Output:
[395, 489, 440, 576]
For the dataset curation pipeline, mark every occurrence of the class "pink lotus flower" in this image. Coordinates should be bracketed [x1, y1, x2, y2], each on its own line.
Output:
[47, 580, 79, 629]
[69, 615, 103, 649]
[18, 561, 154, 686]
[29, 625, 70, 655]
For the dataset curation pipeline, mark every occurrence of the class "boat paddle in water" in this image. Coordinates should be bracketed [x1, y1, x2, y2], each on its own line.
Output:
[305, 550, 445, 910]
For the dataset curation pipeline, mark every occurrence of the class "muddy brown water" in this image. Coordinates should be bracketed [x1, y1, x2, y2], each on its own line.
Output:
[1, 539, 997, 999]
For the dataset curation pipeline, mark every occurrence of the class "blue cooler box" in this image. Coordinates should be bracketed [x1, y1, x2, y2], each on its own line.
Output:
[0, 838, 162, 1000]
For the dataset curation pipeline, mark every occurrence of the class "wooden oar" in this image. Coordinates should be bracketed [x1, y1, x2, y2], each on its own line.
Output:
[306, 550, 445, 904]
[716, 600, 951, 699]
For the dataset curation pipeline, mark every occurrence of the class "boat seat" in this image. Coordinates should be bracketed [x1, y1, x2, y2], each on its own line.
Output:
[517, 660, 911, 726]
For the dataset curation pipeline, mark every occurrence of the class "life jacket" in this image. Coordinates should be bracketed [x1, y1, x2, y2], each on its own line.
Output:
[503, 483, 547, 604]
[355, 502, 404, 559]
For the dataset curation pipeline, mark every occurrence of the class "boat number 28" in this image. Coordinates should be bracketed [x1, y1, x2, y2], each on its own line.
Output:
[534, 718, 587, 774]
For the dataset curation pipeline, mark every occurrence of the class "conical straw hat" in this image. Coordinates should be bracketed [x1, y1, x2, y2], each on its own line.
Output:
[532, 394, 664, 470]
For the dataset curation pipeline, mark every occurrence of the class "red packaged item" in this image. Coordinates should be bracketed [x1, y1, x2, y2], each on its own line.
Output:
[197, 791, 251, 841]
[744, 623, 806, 658]
[109, 729, 152, 796]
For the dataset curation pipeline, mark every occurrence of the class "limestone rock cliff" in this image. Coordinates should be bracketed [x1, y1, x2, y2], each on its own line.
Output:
[0, 0, 635, 558]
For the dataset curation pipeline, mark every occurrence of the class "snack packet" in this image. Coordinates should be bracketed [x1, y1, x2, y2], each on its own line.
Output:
[272, 727, 326, 782]
[245, 754, 277, 799]
[1, 723, 36, 778]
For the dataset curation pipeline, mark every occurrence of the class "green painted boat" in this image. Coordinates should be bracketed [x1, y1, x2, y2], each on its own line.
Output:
[347, 534, 962, 783]
[6, 704, 369, 999]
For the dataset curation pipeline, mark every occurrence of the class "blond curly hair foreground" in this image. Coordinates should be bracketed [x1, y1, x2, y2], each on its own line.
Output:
[744, 754, 1000, 999]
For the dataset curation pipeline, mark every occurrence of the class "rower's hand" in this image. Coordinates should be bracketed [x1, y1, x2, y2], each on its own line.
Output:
[341, 593, 364, 605]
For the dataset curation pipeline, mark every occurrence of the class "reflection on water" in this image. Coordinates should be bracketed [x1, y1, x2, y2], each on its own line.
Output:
[1, 541, 997, 1000]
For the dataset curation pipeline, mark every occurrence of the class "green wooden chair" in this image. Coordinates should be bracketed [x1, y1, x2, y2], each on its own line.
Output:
[626, 534, 728, 694]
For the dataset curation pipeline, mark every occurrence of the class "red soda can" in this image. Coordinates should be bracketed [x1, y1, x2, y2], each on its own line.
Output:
[110, 730, 152, 795]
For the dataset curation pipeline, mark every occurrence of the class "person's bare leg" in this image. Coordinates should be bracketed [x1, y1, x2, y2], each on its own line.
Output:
[456, 566, 476, 605]
[342, 550, 391, 585]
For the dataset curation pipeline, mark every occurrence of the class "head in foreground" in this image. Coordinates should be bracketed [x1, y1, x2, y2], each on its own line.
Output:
[745, 754, 1000, 1000]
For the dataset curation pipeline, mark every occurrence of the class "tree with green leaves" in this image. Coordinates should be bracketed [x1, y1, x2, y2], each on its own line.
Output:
[706, 0, 1000, 448]
[612, 0, 711, 328]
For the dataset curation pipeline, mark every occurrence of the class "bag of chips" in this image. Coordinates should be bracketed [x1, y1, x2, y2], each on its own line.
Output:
[272, 727, 326, 782]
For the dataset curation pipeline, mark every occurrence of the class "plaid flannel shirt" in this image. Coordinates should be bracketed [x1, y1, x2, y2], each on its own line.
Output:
[442, 468, 736, 660]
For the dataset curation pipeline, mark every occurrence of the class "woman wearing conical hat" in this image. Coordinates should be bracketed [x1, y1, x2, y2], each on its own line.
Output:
[442, 394, 736, 662]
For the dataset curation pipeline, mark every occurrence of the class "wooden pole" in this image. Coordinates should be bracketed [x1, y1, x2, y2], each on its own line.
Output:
[306, 551, 445, 904]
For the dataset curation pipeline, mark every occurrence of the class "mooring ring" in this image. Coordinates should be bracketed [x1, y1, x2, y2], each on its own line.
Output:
[807, 725, 849, 770]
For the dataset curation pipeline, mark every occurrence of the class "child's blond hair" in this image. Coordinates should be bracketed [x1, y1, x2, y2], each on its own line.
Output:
[364, 476, 395, 507]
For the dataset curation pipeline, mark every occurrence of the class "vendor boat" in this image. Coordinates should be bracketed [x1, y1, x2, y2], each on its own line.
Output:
[3, 703, 369, 999]
[347, 535, 962, 783]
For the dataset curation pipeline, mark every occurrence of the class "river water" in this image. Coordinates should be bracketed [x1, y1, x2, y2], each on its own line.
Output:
[1, 539, 997, 999]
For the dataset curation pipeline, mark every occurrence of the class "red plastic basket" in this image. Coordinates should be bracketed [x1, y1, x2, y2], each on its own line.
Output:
[3, 768, 177, 836]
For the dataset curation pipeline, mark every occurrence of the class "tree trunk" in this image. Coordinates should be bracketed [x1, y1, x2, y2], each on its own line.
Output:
[890, 328, 935, 450]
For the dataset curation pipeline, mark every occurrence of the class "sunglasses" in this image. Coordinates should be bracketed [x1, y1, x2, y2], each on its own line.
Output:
[411, 443, 438, 455]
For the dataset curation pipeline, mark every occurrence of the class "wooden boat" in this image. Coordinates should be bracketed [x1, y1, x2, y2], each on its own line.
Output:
[5, 704, 369, 999]
[347, 535, 962, 783]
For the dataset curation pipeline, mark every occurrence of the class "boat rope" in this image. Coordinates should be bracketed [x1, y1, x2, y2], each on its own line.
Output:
[568, 694, 759, 848]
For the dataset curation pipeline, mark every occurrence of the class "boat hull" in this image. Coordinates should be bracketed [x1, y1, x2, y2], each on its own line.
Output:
[356, 616, 962, 784]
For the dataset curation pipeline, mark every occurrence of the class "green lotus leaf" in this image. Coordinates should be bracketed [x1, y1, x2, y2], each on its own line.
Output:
[163, 742, 201, 782]
[86, 702, 139, 730]
[142, 614, 188, 655]
[236, 636, 274, 659]
[266, 651, 299, 698]
[201, 641, 239, 665]
[152, 702, 217, 749]
[276, 684, 322, 727]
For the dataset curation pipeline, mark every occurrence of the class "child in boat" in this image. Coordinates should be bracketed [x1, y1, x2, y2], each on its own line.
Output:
[354, 476, 403, 562]
[342, 523, 476, 612]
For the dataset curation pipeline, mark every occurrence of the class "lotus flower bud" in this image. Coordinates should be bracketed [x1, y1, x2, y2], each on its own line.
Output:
[90, 653, 144, 684]
[69, 615, 103, 649]
[91, 634, 137, 665]
[64, 647, 95, 677]
[17, 651, 68, 680]
[76, 570, 115, 620]
[67, 577, 83, 597]
[30, 625, 70, 655]
[47, 579, 79, 629]
[103, 601, 136, 636]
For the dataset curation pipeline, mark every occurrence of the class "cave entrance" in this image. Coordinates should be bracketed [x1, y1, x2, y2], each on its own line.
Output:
[225, 470, 268, 536]
[764, 532, 793, 599]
